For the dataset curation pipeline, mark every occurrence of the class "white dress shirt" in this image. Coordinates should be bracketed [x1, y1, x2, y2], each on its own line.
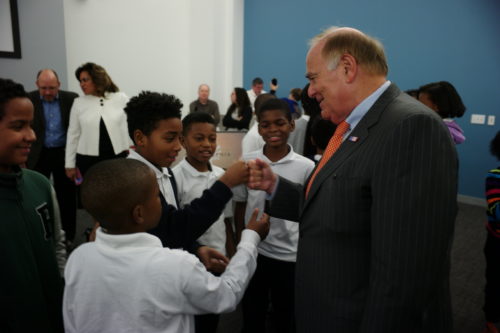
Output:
[128, 149, 178, 209]
[63, 228, 260, 333]
[233, 145, 315, 262]
[173, 159, 232, 254]
[241, 123, 265, 156]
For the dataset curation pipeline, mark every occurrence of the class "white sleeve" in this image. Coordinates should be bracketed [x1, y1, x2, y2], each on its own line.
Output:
[223, 198, 234, 218]
[171, 165, 185, 206]
[180, 229, 260, 314]
[232, 183, 248, 202]
[51, 186, 67, 275]
[65, 100, 81, 168]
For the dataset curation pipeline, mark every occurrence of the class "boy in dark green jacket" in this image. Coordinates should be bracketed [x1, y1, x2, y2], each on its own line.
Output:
[0, 78, 66, 332]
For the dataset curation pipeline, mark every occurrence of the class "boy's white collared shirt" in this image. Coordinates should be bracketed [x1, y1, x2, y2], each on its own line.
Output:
[233, 144, 315, 262]
[172, 159, 231, 255]
[127, 149, 178, 209]
[63, 228, 260, 333]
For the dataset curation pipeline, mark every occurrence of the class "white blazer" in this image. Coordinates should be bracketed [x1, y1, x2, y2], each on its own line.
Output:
[65, 92, 131, 168]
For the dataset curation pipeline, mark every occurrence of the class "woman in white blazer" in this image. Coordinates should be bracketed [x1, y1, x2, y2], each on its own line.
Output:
[65, 62, 131, 182]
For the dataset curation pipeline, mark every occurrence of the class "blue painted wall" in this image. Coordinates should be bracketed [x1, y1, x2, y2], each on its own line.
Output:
[244, 0, 500, 199]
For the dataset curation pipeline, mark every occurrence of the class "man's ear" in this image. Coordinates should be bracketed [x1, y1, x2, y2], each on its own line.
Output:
[134, 129, 146, 147]
[132, 204, 144, 225]
[339, 54, 357, 83]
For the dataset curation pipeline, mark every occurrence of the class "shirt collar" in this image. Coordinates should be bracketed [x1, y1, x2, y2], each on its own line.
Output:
[178, 159, 213, 178]
[128, 149, 172, 179]
[39, 94, 59, 102]
[259, 144, 296, 165]
[345, 80, 391, 132]
[95, 227, 163, 250]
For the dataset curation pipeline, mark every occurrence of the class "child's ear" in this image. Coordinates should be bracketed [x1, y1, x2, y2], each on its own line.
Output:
[134, 130, 146, 147]
[132, 204, 145, 225]
[180, 134, 186, 148]
[290, 118, 296, 132]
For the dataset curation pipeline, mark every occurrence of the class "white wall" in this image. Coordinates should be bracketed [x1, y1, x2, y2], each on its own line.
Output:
[0, 0, 69, 91]
[63, 0, 243, 115]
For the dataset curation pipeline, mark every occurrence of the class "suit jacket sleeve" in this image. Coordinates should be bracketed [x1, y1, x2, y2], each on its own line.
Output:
[266, 176, 303, 222]
[148, 180, 233, 249]
[359, 113, 457, 331]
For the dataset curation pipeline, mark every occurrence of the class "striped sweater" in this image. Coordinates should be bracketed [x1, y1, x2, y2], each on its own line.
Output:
[486, 167, 500, 237]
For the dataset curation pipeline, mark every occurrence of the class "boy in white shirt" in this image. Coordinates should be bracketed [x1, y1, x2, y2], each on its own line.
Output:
[233, 99, 315, 333]
[173, 112, 235, 333]
[63, 158, 270, 333]
[124, 91, 249, 273]
[173, 112, 234, 257]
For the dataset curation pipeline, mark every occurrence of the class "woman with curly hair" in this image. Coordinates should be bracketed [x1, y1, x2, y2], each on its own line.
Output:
[222, 87, 252, 131]
[65, 62, 131, 182]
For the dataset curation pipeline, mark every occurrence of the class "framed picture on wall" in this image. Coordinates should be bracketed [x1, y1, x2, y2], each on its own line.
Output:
[0, 0, 21, 58]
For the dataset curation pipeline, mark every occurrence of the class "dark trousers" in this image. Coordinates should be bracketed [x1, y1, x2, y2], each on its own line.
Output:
[34, 147, 77, 241]
[242, 254, 296, 333]
[484, 232, 500, 323]
[194, 313, 219, 333]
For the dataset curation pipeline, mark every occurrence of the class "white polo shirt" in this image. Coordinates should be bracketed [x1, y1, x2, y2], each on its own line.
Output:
[63, 228, 260, 333]
[233, 145, 315, 262]
[173, 159, 231, 255]
[128, 149, 178, 209]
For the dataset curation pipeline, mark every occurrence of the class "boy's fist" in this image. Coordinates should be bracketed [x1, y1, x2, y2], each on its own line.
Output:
[219, 160, 249, 188]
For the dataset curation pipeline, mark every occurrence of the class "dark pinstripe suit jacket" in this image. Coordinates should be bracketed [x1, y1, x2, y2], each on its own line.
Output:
[267, 84, 458, 333]
[27, 90, 79, 168]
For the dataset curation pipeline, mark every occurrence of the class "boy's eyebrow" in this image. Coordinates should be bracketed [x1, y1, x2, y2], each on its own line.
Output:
[8, 119, 29, 126]
[163, 131, 180, 135]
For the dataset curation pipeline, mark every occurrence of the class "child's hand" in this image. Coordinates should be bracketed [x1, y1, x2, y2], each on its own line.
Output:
[246, 208, 270, 240]
[219, 160, 249, 188]
[196, 246, 229, 274]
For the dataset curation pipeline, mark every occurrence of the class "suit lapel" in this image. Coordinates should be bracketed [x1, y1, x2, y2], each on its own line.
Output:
[302, 84, 401, 212]
[58, 92, 71, 130]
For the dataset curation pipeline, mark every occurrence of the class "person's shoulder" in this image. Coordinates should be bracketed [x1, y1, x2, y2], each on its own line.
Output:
[22, 168, 51, 187]
[27, 90, 39, 100]
[59, 90, 79, 99]
[171, 160, 186, 175]
[290, 152, 315, 167]
[106, 91, 128, 103]
[153, 247, 200, 268]
[242, 149, 262, 161]
[211, 164, 225, 175]
[382, 90, 440, 124]
[488, 167, 500, 175]
[208, 99, 218, 106]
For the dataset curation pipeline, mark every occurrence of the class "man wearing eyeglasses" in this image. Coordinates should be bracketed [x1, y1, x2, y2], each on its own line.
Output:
[28, 69, 79, 249]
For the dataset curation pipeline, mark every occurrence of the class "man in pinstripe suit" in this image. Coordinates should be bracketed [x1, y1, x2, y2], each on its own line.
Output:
[248, 26, 458, 333]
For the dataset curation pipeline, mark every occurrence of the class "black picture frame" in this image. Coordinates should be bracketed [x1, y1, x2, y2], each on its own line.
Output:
[0, 0, 21, 58]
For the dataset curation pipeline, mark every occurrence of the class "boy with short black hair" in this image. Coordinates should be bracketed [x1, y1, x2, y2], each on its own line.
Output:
[0, 78, 66, 332]
[233, 98, 315, 332]
[63, 158, 270, 333]
[124, 91, 248, 271]
[174, 111, 235, 333]
[174, 112, 234, 256]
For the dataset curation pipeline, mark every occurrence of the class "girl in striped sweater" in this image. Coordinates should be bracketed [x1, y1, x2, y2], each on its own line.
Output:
[484, 130, 500, 333]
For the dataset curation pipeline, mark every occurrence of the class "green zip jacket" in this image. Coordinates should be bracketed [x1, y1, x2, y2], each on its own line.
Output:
[0, 167, 66, 332]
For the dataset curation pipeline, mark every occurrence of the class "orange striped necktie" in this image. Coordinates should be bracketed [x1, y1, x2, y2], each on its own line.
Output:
[305, 120, 350, 198]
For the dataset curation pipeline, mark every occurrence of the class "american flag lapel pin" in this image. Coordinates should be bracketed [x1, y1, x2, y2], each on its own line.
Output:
[348, 136, 359, 142]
